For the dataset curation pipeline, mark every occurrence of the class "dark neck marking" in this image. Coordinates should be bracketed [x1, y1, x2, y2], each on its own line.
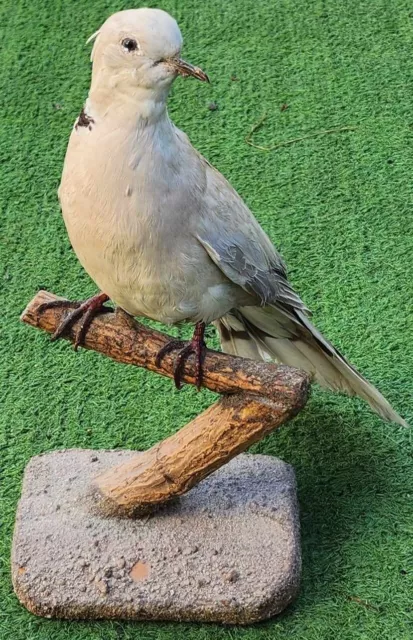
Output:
[75, 108, 95, 131]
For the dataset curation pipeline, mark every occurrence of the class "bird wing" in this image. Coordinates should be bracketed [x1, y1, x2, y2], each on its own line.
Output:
[195, 156, 308, 313]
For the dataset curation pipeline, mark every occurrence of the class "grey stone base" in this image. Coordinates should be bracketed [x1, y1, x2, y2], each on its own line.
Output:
[12, 450, 301, 625]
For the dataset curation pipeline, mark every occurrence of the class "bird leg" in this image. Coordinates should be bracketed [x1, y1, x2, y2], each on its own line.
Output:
[155, 321, 207, 391]
[37, 292, 111, 350]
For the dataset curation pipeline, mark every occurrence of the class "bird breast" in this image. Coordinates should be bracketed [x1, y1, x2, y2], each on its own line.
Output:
[58, 118, 238, 324]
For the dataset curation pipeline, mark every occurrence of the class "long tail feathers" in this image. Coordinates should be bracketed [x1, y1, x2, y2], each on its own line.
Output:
[214, 306, 407, 427]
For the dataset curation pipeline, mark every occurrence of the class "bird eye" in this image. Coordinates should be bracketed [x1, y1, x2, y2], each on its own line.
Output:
[121, 38, 138, 52]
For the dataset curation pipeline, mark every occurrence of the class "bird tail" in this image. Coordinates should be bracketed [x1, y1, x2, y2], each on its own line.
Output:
[214, 305, 407, 427]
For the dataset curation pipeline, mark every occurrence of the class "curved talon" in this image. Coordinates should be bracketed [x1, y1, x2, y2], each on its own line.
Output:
[37, 300, 81, 314]
[38, 293, 110, 349]
[155, 340, 183, 368]
[51, 305, 86, 343]
[155, 322, 206, 390]
[174, 343, 200, 389]
[74, 304, 109, 350]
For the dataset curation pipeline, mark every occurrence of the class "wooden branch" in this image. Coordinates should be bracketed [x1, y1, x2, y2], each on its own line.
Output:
[93, 393, 300, 517]
[21, 290, 308, 400]
[21, 290, 310, 516]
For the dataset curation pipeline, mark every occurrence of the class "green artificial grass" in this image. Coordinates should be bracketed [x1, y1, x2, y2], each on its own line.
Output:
[1, 0, 413, 637]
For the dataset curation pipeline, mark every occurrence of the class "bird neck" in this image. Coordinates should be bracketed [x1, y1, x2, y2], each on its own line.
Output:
[87, 71, 172, 127]
[87, 89, 170, 127]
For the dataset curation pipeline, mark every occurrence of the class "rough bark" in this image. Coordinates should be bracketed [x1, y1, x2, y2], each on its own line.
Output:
[21, 290, 310, 516]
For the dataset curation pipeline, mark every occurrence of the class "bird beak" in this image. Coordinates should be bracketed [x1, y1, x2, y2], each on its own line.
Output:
[170, 58, 210, 82]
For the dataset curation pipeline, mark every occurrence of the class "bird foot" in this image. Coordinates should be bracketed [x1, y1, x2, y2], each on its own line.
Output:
[37, 292, 111, 350]
[155, 322, 206, 390]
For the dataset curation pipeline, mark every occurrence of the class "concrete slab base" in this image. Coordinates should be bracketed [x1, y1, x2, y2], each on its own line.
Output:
[12, 450, 301, 625]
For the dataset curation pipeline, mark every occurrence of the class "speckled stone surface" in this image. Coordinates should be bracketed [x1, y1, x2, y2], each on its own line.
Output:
[12, 450, 301, 625]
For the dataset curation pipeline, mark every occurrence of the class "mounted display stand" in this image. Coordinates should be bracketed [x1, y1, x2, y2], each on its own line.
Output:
[12, 290, 310, 624]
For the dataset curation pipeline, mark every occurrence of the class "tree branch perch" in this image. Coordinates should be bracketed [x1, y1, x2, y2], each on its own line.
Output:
[21, 290, 310, 516]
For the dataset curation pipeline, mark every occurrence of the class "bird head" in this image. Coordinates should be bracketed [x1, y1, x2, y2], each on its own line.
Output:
[88, 8, 209, 95]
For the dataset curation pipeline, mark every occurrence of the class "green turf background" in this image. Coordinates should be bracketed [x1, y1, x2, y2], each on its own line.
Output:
[1, 0, 413, 638]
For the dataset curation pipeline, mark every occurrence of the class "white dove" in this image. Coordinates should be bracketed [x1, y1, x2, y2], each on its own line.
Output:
[40, 8, 406, 426]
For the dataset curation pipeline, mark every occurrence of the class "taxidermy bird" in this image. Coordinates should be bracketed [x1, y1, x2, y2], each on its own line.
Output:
[40, 8, 407, 426]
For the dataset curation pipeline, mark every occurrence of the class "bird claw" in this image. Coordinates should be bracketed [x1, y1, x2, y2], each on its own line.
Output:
[37, 293, 111, 349]
[155, 322, 206, 390]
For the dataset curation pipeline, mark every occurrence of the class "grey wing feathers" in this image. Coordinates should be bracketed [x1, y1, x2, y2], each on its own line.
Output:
[197, 232, 308, 312]
[195, 152, 308, 312]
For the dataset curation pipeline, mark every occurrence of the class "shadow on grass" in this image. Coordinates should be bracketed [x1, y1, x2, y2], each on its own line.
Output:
[252, 391, 404, 626]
